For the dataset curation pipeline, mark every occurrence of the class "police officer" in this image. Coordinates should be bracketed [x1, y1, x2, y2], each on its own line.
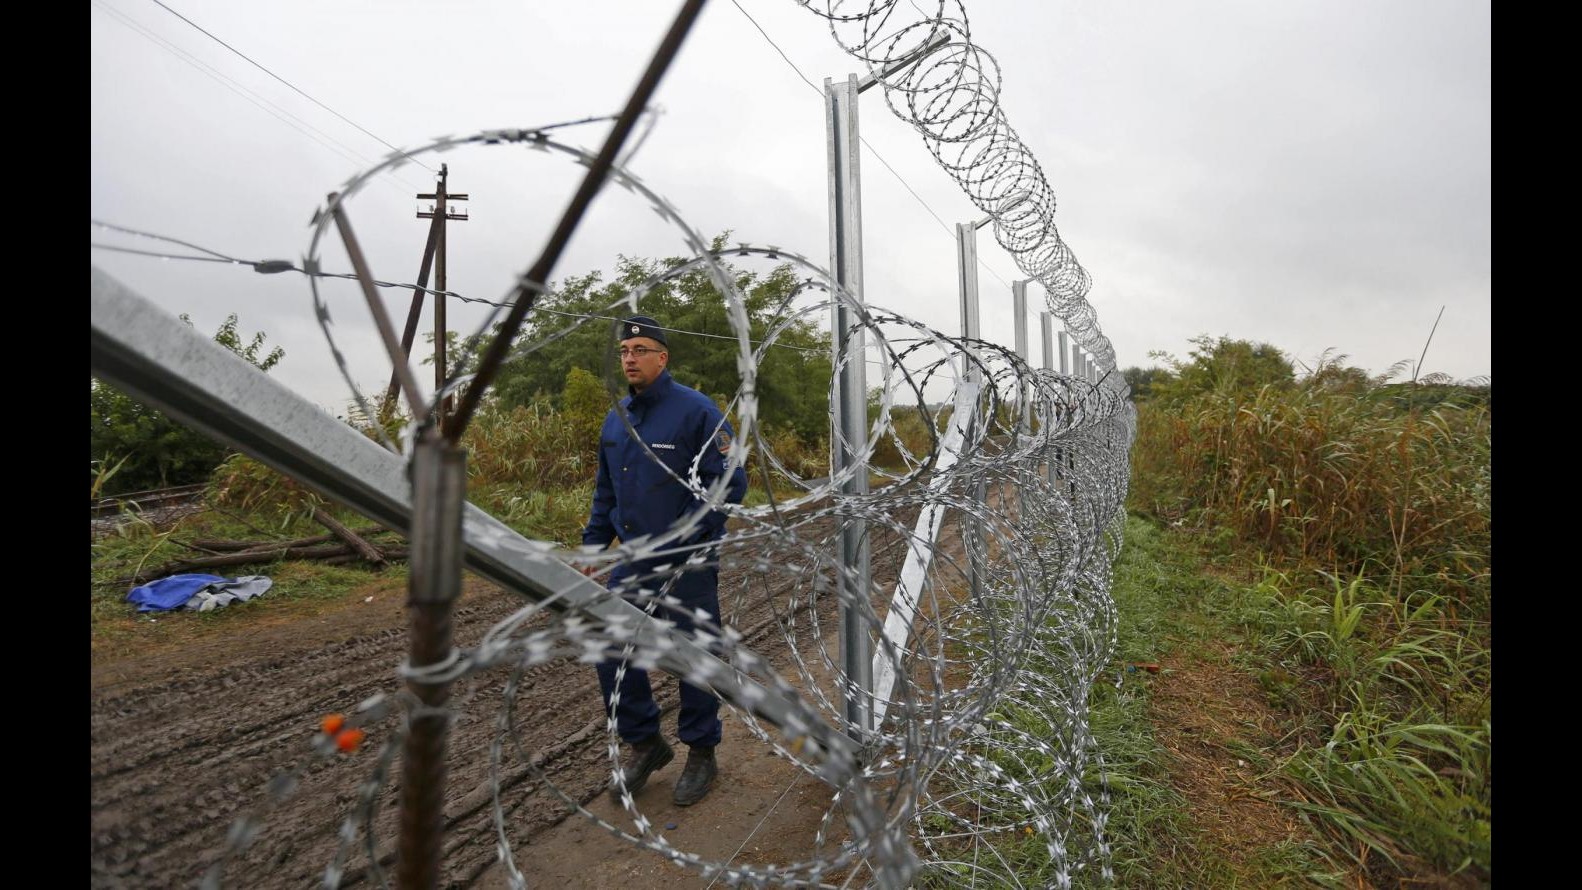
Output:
[584, 315, 748, 806]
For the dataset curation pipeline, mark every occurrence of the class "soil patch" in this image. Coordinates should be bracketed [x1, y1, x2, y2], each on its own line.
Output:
[1147, 641, 1303, 874]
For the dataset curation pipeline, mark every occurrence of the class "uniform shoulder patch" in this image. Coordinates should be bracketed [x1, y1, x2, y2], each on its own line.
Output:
[715, 429, 732, 454]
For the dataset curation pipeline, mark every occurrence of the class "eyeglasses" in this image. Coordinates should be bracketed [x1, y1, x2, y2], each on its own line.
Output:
[617, 346, 662, 358]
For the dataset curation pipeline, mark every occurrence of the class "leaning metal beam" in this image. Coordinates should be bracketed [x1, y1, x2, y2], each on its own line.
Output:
[89, 266, 859, 768]
[870, 378, 976, 727]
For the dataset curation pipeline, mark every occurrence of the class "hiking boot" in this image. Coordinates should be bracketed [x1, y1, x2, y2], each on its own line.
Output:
[610, 734, 674, 801]
[671, 745, 717, 806]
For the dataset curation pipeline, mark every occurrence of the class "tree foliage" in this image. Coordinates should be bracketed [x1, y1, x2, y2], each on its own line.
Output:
[91, 314, 284, 496]
[1147, 334, 1295, 405]
[1121, 365, 1171, 400]
[490, 244, 833, 440]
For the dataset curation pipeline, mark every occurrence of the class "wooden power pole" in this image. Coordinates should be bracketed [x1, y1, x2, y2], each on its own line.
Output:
[417, 165, 467, 421]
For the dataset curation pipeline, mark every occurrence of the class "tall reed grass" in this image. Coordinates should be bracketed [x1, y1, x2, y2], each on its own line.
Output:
[1129, 369, 1491, 884]
[1131, 381, 1490, 610]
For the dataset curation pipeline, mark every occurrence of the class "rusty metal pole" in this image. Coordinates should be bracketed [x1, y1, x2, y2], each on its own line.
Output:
[398, 426, 466, 890]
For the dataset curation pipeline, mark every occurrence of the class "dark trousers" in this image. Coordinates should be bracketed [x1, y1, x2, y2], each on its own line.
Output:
[596, 564, 723, 748]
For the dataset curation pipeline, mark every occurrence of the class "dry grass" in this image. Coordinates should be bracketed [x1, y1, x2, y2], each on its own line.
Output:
[1147, 642, 1304, 871]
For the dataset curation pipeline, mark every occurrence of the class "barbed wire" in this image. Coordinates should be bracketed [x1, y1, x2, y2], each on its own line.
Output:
[796, 0, 1121, 376]
[728, 0, 1015, 291]
[216, 119, 1125, 886]
[93, 5, 1133, 885]
[90, 220, 828, 355]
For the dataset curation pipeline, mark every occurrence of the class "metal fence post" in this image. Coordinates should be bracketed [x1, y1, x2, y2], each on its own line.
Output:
[955, 221, 986, 611]
[1057, 329, 1070, 484]
[1041, 311, 1055, 487]
[1012, 281, 1029, 435]
[398, 428, 466, 889]
[825, 73, 873, 742]
[1012, 280, 1029, 520]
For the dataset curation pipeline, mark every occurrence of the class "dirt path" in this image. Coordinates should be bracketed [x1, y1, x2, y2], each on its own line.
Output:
[91, 511, 922, 888]
[1146, 642, 1305, 876]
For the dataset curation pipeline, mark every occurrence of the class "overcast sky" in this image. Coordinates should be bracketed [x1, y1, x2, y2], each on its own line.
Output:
[91, 0, 1491, 412]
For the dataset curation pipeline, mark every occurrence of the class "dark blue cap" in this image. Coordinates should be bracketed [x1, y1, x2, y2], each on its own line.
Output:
[618, 315, 668, 347]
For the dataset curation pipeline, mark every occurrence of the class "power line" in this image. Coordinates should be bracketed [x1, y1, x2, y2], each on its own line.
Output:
[90, 221, 836, 355]
[727, 0, 1014, 291]
[148, 0, 437, 174]
[92, 220, 991, 375]
[730, 0, 822, 93]
[93, 1, 422, 196]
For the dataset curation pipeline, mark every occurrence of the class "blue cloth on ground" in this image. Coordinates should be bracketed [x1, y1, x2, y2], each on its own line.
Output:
[126, 573, 274, 613]
[127, 574, 226, 612]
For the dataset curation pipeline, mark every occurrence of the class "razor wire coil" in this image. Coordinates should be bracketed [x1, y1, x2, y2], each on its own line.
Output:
[98, 3, 1137, 884]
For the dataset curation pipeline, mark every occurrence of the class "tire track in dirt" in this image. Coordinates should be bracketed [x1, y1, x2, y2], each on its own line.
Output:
[91, 509, 924, 888]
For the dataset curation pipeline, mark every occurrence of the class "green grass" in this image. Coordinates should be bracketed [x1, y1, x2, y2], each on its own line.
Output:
[1081, 516, 1335, 889]
[915, 515, 1334, 889]
[91, 505, 401, 654]
[1126, 366, 1491, 887]
[1239, 565, 1490, 883]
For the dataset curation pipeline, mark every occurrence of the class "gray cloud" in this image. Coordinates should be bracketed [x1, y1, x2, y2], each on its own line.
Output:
[91, 0, 1491, 411]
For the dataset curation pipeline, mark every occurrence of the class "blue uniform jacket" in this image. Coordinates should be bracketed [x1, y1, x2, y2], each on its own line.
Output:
[583, 369, 748, 554]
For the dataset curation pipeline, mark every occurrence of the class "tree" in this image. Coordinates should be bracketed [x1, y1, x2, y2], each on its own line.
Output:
[1149, 335, 1294, 404]
[91, 314, 284, 496]
[490, 240, 833, 441]
[560, 365, 607, 441]
[1121, 365, 1172, 400]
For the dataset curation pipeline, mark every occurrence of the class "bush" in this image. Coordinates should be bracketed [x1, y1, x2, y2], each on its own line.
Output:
[91, 314, 283, 496]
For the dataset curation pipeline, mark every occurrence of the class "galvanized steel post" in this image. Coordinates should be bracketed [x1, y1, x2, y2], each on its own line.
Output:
[1041, 311, 1055, 487]
[956, 223, 982, 382]
[955, 220, 986, 613]
[1012, 281, 1029, 519]
[1013, 281, 1029, 434]
[1057, 329, 1070, 483]
[825, 73, 873, 742]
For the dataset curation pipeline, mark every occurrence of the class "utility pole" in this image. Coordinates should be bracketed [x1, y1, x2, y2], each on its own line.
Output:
[417, 165, 468, 422]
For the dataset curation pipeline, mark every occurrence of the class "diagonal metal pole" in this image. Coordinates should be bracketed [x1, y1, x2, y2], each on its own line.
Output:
[329, 195, 425, 417]
[445, 0, 708, 440]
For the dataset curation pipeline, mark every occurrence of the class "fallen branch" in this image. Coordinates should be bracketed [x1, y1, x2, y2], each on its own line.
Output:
[324, 548, 408, 566]
[116, 538, 411, 587]
[313, 507, 386, 566]
[186, 525, 390, 552]
[119, 544, 352, 587]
